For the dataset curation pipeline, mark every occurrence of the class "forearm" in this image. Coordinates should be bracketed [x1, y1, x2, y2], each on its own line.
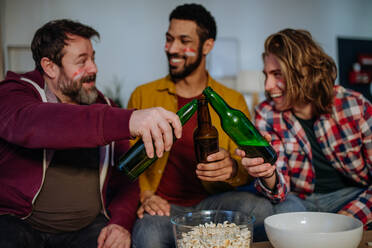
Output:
[1, 93, 133, 149]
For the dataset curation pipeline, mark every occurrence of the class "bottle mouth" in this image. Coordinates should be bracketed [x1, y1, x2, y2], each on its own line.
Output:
[202, 86, 213, 95]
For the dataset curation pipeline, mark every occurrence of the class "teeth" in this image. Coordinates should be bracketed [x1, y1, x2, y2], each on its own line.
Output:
[82, 75, 96, 83]
[271, 93, 282, 98]
[171, 58, 182, 63]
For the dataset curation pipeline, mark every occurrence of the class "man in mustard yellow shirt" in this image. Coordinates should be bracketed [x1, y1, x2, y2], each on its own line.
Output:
[129, 4, 278, 247]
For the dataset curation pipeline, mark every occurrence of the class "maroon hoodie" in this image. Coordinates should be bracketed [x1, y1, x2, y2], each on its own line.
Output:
[0, 69, 139, 231]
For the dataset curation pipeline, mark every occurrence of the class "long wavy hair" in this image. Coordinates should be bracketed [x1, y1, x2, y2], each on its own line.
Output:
[263, 29, 337, 116]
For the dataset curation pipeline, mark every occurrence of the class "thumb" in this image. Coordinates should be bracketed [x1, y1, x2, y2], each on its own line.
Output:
[97, 227, 108, 248]
[137, 206, 145, 219]
[263, 133, 272, 142]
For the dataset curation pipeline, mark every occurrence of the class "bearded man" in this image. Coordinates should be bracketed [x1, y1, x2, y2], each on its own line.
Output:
[0, 19, 182, 248]
[128, 4, 280, 247]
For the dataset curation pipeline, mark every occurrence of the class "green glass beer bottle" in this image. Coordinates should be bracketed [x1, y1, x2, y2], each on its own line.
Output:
[203, 87, 277, 165]
[117, 99, 198, 180]
[193, 96, 219, 163]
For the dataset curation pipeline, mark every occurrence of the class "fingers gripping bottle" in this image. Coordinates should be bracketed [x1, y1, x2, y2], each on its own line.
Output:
[117, 99, 198, 180]
[202, 87, 277, 165]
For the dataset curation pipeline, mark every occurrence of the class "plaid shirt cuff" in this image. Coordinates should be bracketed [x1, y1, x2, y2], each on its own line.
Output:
[342, 199, 372, 227]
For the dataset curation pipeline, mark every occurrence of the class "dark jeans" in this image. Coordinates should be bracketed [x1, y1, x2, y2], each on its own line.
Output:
[0, 214, 108, 248]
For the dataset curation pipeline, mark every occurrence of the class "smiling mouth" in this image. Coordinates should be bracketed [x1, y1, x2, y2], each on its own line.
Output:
[270, 92, 282, 98]
[170, 58, 183, 63]
[81, 74, 96, 83]
[169, 57, 185, 68]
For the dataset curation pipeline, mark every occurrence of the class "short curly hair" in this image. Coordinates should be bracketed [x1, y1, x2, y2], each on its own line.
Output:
[169, 3, 217, 42]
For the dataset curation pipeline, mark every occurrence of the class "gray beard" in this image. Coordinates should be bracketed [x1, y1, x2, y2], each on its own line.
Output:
[59, 77, 98, 105]
[73, 86, 98, 105]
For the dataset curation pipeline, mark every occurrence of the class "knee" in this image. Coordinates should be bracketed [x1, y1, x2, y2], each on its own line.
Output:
[0, 215, 40, 248]
[235, 192, 273, 213]
[217, 192, 274, 224]
[132, 215, 158, 239]
[274, 194, 306, 213]
[132, 214, 173, 248]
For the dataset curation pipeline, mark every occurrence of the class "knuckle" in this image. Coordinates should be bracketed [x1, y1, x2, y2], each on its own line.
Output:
[162, 124, 171, 133]
[153, 132, 163, 141]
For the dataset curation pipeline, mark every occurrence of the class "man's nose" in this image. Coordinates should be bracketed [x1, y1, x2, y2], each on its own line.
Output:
[265, 77, 276, 91]
[86, 60, 98, 74]
[166, 41, 182, 54]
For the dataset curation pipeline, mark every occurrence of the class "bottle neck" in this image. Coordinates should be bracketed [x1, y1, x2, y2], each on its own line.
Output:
[177, 99, 198, 125]
[203, 87, 230, 114]
[197, 98, 212, 127]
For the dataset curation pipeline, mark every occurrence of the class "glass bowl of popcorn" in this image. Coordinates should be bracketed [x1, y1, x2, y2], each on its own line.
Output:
[171, 210, 255, 248]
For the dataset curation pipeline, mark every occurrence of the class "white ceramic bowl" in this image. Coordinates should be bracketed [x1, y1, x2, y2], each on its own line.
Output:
[264, 212, 363, 248]
[171, 210, 255, 248]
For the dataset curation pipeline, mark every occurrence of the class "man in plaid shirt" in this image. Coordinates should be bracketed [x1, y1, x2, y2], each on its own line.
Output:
[236, 29, 372, 227]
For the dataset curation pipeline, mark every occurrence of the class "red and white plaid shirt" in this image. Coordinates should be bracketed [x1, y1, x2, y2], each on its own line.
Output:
[254, 85, 372, 226]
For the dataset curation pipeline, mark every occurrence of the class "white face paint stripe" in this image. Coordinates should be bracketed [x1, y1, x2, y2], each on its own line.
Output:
[184, 48, 196, 57]
[185, 51, 196, 57]
[72, 69, 85, 82]
[276, 81, 285, 90]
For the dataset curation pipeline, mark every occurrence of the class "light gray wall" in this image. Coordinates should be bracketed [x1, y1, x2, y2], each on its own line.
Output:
[2, 0, 372, 105]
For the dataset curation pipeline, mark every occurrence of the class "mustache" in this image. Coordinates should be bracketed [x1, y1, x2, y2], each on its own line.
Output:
[167, 53, 186, 60]
[80, 74, 96, 83]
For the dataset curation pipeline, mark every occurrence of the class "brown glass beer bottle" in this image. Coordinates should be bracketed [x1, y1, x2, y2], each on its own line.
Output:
[193, 96, 219, 163]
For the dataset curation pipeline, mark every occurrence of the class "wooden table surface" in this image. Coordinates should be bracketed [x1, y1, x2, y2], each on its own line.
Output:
[252, 230, 372, 248]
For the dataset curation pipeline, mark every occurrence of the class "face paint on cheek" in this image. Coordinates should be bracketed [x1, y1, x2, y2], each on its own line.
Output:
[276, 81, 285, 90]
[165, 43, 169, 52]
[72, 68, 85, 82]
[183, 47, 196, 57]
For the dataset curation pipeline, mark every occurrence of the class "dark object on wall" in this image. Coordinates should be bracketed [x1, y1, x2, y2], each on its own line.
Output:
[338, 38, 372, 102]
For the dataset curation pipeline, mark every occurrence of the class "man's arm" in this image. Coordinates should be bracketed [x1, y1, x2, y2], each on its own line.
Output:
[0, 82, 181, 158]
[252, 104, 289, 203]
[0, 82, 133, 149]
[106, 164, 140, 231]
[339, 188, 372, 226]
[339, 98, 372, 226]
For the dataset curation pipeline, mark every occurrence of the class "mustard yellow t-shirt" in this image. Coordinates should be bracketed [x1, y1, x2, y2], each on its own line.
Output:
[127, 74, 253, 196]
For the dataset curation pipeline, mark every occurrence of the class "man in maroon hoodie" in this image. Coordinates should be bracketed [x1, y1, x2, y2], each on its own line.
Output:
[0, 19, 182, 248]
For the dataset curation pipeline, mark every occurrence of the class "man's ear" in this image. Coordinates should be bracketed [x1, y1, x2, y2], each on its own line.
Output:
[40, 57, 58, 78]
[202, 38, 214, 55]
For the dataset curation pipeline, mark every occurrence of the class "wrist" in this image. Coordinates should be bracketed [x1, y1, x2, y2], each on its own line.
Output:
[260, 170, 277, 190]
[140, 190, 154, 203]
[261, 170, 275, 179]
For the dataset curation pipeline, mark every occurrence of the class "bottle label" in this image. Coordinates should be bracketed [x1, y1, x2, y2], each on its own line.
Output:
[195, 137, 219, 163]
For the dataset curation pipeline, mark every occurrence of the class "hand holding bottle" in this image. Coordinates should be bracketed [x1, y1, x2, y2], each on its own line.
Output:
[119, 100, 197, 181]
[235, 133, 277, 189]
[203, 87, 278, 165]
[195, 147, 237, 181]
[129, 107, 182, 158]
